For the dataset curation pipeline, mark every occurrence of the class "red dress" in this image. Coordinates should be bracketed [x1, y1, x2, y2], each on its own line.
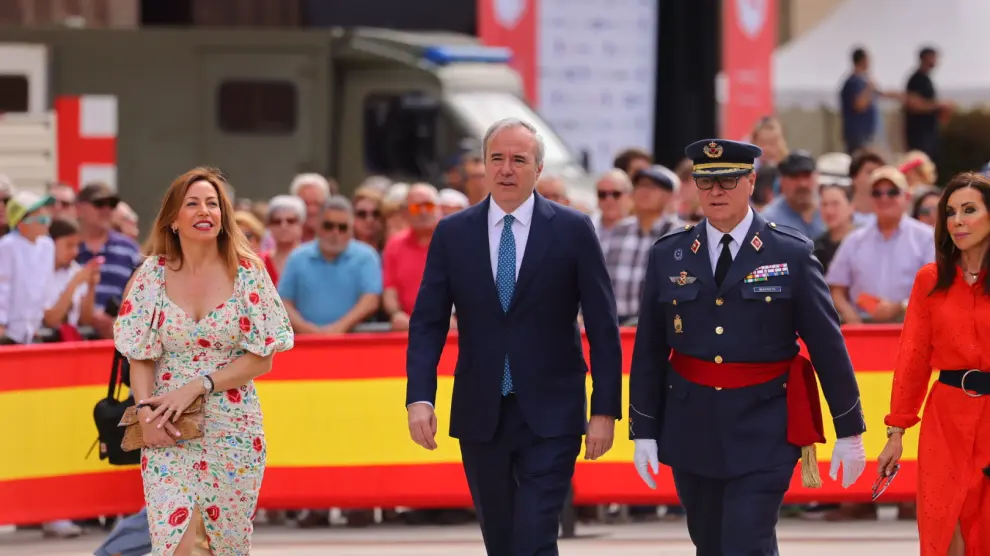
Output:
[886, 263, 990, 555]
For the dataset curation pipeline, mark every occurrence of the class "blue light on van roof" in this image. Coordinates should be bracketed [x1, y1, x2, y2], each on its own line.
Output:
[423, 45, 512, 65]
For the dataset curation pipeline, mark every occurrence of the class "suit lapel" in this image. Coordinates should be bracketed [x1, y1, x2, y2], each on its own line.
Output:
[717, 212, 769, 296]
[509, 193, 554, 312]
[470, 197, 502, 311]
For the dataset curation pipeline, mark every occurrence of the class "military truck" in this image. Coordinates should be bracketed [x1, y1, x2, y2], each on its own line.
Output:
[0, 26, 594, 226]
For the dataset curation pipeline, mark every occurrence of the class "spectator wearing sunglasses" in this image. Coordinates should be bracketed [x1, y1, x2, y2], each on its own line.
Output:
[262, 195, 306, 285]
[74, 182, 142, 339]
[49, 183, 77, 222]
[383, 184, 444, 332]
[602, 165, 682, 325]
[277, 195, 382, 335]
[912, 187, 941, 228]
[826, 166, 935, 326]
[351, 186, 386, 252]
[593, 169, 633, 243]
[0, 190, 57, 345]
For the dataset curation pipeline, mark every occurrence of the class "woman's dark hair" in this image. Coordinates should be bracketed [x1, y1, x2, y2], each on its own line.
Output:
[911, 187, 941, 220]
[48, 217, 79, 241]
[819, 182, 854, 202]
[931, 172, 990, 294]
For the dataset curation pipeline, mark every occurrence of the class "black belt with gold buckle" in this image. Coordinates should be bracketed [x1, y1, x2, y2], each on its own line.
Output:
[939, 369, 990, 397]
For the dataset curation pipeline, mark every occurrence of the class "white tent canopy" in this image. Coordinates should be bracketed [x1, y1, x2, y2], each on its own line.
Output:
[773, 0, 990, 110]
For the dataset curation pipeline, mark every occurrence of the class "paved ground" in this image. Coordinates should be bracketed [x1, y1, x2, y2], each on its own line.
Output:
[0, 516, 919, 555]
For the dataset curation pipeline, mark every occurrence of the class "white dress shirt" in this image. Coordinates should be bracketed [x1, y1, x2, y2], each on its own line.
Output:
[43, 261, 89, 327]
[0, 232, 56, 344]
[704, 207, 754, 274]
[408, 193, 536, 410]
[488, 192, 535, 280]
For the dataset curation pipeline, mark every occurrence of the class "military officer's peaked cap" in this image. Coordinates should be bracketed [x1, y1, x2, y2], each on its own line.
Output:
[685, 139, 763, 178]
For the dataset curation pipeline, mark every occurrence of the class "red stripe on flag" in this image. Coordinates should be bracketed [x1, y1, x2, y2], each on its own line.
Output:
[55, 96, 117, 189]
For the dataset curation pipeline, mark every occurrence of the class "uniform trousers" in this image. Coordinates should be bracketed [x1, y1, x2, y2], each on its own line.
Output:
[672, 462, 794, 556]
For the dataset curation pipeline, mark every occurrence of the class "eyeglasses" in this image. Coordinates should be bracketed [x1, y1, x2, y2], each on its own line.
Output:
[356, 209, 381, 220]
[270, 217, 299, 226]
[695, 176, 744, 191]
[55, 199, 74, 208]
[407, 202, 436, 216]
[21, 214, 53, 226]
[597, 190, 623, 200]
[871, 464, 899, 501]
[321, 221, 348, 233]
[871, 188, 901, 199]
[91, 198, 119, 210]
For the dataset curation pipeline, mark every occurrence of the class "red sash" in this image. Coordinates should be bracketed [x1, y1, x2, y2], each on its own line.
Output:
[669, 350, 826, 448]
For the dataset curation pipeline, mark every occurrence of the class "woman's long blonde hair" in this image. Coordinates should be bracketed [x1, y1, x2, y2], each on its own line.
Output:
[147, 166, 260, 277]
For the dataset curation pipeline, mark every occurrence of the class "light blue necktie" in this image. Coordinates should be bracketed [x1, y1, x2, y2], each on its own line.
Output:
[496, 214, 516, 396]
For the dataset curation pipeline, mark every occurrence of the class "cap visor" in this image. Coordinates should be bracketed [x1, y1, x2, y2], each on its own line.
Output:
[692, 169, 752, 178]
[26, 195, 55, 214]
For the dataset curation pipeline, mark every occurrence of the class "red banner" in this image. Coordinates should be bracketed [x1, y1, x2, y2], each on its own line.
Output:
[721, 0, 777, 140]
[477, 0, 538, 103]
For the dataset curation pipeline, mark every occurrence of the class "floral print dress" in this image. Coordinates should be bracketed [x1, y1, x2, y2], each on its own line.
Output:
[113, 256, 293, 556]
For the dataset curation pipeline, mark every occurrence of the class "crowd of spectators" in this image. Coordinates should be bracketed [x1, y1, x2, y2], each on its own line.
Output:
[1, 105, 984, 535]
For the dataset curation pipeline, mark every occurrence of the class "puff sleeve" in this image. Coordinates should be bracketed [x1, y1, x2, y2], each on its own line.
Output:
[113, 256, 165, 361]
[884, 264, 936, 429]
[236, 259, 294, 357]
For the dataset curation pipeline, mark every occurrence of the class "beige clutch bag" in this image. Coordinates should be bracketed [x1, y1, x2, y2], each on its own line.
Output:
[118, 396, 205, 451]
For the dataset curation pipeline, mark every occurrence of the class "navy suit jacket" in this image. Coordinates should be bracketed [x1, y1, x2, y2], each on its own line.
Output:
[628, 212, 866, 479]
[405, 193, 623, 443]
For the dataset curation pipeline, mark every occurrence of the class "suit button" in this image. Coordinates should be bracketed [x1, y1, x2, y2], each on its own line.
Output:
[765, 296, 772, 303]
[715, 297, 724, 306]
[714, 355, 723, 364]
[672, 299, 678, 306]
[715, 326, 724, 335]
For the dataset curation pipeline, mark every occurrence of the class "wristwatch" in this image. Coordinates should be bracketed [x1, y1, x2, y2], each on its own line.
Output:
[886, 426, 905, 438]
[201, 375, 215, 394]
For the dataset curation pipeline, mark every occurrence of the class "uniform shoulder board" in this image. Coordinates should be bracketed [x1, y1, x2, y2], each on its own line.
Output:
[766, 221, 812, 245]
[653, 224, 693, 245]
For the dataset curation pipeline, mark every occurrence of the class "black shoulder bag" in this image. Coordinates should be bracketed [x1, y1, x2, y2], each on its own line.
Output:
[90, 349, 141, 466]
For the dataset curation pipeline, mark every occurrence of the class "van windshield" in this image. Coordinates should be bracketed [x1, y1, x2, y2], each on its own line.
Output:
[446, 92, 575, 167]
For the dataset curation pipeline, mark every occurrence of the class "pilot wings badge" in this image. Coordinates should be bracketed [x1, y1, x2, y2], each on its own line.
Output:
[669, 271, 697, 286]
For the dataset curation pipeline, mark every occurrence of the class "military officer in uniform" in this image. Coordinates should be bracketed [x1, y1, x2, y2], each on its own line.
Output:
[628, 139, 868, 555]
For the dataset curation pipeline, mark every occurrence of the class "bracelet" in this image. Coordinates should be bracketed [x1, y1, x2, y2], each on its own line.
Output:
[135, 403, 154, 411]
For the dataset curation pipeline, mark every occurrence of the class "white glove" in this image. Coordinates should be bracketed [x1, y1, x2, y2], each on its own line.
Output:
[829, 435, 866, 488]
[633, 439, 660, 489]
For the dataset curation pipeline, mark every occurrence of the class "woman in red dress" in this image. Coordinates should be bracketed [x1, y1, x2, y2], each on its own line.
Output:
[878, 172, 990, 555]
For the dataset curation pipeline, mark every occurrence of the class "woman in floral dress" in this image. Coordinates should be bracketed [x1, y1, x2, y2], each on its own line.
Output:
[114, 167, 293, 556]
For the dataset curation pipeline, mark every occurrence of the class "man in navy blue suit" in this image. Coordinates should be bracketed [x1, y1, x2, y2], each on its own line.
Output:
[405, 118, 623, 556]
[628, 139, 868, 556]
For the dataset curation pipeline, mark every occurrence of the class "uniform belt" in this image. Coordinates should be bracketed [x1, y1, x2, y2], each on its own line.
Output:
[939, 369, 990, 397]
[669, 350, 827, 449]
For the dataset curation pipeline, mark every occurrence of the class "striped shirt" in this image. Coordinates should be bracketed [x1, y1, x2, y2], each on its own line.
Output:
[76, 231, 142, 311]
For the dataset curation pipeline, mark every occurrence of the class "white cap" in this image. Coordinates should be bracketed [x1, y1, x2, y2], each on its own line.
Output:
[817, 152, 852, 186]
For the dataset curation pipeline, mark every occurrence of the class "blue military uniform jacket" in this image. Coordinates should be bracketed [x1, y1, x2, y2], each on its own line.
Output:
[628, 210, 866, 479]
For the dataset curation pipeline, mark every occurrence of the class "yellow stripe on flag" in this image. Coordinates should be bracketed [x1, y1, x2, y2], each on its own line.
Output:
[0, 372, 917, 482]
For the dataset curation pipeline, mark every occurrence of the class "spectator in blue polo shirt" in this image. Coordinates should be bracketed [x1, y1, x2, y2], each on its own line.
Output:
[278, 195, 383, 334]
[74, 182, 142, 338]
